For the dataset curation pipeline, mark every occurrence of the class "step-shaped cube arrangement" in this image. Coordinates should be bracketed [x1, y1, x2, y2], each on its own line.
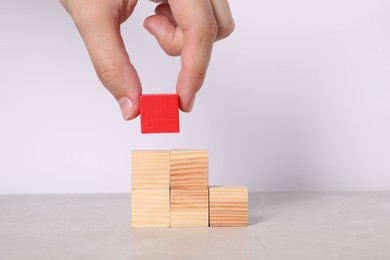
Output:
[131, 150, 248, 227]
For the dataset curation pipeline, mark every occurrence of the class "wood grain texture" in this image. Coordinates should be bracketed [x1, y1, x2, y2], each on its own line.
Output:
[131, 189, 170, 227]
[170, 189, 209, 227]
[132, 150, 170, 190]
[170, 150, 208, 189]
[209, 186, 248, 227]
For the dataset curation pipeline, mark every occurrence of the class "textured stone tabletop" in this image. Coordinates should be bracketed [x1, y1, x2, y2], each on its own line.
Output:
[1, 192, 390, 260]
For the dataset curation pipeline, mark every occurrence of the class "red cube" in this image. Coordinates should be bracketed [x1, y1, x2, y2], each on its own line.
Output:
[140, 94, 180, 134]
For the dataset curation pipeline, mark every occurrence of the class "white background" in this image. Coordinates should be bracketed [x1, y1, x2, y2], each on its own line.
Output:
[1, 0, 390, 193]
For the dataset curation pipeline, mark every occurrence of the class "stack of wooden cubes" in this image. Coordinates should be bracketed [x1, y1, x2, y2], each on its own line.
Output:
[131, 150, 248, 227]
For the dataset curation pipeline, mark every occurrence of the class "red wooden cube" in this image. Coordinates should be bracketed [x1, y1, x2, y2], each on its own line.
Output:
[140, 94, 180, 134]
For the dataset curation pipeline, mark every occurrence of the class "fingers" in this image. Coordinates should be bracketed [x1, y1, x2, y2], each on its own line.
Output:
[154, 3, 177, 26]
[168, 0, 217, 112]
[61, 0, 141, 120]
[210, 0, 235, 41]
[145, 0, 234, 112]
[144, 4, 182, 56]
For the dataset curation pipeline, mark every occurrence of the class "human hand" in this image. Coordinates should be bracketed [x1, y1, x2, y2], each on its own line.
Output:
[144, 0, 234, 113]
[60, 0, 234, 120]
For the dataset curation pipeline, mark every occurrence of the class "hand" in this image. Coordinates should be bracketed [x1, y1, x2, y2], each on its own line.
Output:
[60, 0, 234, 120]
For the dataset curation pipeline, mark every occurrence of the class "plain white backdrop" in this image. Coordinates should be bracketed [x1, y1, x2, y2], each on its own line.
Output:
[0, 0, 390, 193]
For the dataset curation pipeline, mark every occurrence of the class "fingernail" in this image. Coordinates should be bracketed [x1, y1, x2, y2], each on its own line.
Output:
[117, 97, 133, 120]
[188, 95, 196, 112]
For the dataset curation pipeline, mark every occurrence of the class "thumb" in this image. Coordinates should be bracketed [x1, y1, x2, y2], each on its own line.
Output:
[72, 8, 141, 120]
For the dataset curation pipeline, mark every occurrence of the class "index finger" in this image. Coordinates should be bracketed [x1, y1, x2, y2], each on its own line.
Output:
[169, 0, 217, 112]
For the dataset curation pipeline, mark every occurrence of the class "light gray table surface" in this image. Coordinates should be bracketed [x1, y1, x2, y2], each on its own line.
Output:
[1, 192, 390, 260]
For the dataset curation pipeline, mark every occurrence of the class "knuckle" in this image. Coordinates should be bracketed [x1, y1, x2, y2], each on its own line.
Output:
[95, 60, 120, 87]
[190, 71, 206, 83]
[218, 18, 235, 39]
[183, 68, 206, 89]
[98, 69, 119, 87]
[199, 13, 218, 39]
[158, 34, 182, 56]
[164, 48, 181, 56]
[162, 44, 181, 56]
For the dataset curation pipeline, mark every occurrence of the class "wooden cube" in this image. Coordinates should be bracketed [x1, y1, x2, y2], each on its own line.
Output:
[132, 150, 170, 190]
[170, 189, 209, 227]
[140, 94, 179, 134]
[131, 189, 170, 227]
[170, 150, 208, 189]
[209, 186, 248, 227]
